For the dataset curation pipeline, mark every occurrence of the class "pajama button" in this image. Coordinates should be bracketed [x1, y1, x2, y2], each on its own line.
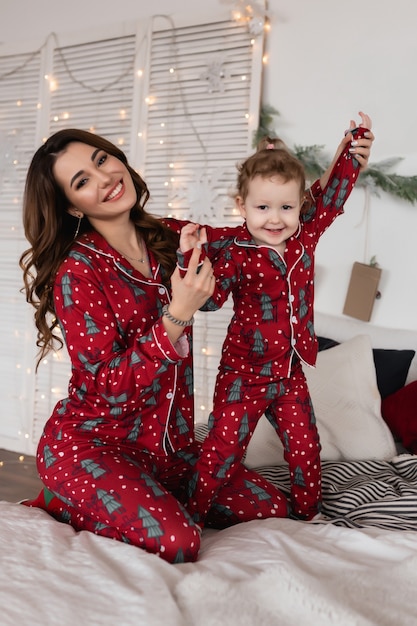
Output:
[159, 288, 166, 295]
[166, 392, 173, 399]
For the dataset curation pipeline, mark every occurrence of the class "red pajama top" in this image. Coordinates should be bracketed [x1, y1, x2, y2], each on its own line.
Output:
[46, 222, 193, 457]
[178, 129, 366, 380]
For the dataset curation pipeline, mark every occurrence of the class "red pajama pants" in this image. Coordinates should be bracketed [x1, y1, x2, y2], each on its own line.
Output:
[23, 435, 289, 563]
[186, 365, 322, 527]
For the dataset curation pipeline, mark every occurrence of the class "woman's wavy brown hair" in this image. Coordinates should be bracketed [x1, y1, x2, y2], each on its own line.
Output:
[20, 129, 179, 367]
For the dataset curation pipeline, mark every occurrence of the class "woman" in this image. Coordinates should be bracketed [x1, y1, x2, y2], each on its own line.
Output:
[20, 130, 291, 563]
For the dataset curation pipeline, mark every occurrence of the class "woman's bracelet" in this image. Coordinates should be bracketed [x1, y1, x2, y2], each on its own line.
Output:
[162, 304, 194, 327]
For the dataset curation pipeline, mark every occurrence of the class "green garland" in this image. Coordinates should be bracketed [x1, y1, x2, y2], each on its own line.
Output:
[358, 163, 417, 204]
[255, 106, 417, 205]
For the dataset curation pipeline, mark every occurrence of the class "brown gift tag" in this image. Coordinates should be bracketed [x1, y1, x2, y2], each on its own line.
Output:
[343, 262, 382, 322]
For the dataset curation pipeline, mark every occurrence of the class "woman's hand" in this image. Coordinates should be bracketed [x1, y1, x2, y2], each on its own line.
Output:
[163, 245, 215, 342]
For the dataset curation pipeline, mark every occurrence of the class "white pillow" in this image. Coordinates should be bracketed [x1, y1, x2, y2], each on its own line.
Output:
[244, 334, 397, 468]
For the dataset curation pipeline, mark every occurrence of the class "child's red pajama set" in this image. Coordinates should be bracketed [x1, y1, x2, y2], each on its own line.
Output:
[178, 129, 366, 527]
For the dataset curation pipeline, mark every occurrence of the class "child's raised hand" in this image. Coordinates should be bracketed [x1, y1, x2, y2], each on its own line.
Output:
[344, 111, 374, 170]
[180, 223, 207, 252]
[358, 111, 372, 130]
[319, 112, 374, 188]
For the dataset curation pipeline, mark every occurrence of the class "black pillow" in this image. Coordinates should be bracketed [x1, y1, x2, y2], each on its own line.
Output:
[317, 336, 415, 400]
[317, 336, 340, 351]
[372, 348, 415, 399]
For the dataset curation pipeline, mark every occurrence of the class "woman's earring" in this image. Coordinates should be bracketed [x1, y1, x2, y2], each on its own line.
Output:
[74, 213, 83, 239]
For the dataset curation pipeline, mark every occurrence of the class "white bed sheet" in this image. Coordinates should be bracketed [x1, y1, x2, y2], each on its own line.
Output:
[2, 499, 417, 626]
[4, 312, 417, 625]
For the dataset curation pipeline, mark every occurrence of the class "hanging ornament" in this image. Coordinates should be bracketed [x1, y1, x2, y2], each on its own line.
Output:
[187, 168, 226, 222]
[248, 16, 266, 35]
[200, 58, 230, 93]
[229, 0, 269, 35]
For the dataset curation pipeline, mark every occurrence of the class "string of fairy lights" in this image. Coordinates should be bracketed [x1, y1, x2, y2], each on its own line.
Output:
[0, 1, 271, 462]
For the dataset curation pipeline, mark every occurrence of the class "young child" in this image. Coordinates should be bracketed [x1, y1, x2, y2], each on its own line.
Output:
[178, 113, 373, 527]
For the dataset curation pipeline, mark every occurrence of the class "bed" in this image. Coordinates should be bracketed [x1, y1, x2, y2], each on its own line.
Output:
[2, 311, 417, 626]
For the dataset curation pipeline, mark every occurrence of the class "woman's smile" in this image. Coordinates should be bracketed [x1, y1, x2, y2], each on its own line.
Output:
[104, 180, 124, 201]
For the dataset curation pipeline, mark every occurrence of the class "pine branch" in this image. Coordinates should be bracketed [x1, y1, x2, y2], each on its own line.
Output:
[254, 105, 417, 204]
[292, 144, 327, 180]
[252, 105, 280, 146]
[358, 169, 417, 203]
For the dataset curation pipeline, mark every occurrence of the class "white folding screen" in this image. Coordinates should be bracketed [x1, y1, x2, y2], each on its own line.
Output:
[0, 14, 264, 454]
[0, 48, 43, 453]
[32, 33, 138, 451]
[138, 17, 264, 425]
[48, 34, 137, 147]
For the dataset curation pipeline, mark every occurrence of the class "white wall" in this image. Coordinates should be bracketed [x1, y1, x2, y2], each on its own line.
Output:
[262, 0, 417, 330]
[1, 0, 416, 329]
